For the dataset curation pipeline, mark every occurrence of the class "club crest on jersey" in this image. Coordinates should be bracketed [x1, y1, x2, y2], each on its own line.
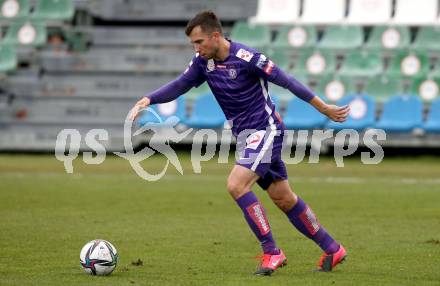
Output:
[236, 48, 254, 62]
[207, 59, 215, 72]
[228, 68, 237, 79]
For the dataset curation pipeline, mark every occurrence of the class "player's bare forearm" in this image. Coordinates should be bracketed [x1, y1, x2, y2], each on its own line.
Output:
[309, 96, 350, 123]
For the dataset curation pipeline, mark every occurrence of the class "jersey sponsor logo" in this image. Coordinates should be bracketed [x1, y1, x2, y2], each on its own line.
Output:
[236, 48, 254, 62]
[228, 68, 237, 79]
[216, 64, 227, 69]
[256, 54, 267, 69]
[247, 202, 270, 235]
[207, 59, 215, 72]
[245, 130, 266, 150]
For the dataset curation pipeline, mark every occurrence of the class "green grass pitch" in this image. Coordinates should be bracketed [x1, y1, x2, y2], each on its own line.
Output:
[0, 153, 439, 286]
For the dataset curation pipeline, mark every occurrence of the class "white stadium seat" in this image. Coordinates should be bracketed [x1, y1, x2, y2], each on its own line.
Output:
[300, 0, 346, 24]
[346, 0, 392, 25]
[393, 0, 438, 25]
[250, 0, 300, 24]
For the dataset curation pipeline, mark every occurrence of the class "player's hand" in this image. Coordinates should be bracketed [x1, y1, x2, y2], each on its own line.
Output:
[322, 104, 350, 122]
[129, 97, 151, 121]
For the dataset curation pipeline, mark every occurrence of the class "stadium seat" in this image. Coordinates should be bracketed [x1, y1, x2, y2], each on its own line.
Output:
[346, 0, 392, 25]
[0, 0, 29, 20]
[338, 51, 383, 78]
[376, 95, 423, 132]
[412, 27, 440, 52]
[423, 98, 440, 133]
[385, 51, 430, 78]
[364, 75, 404, 103]
[3, 20, 47, 46]
[272, 25, 317, 53]
[318, 26, 364, 51]
[32, 0, 74, 21]
[326, 94, 376, 131]
[300, 0, 346, 24]
[185, 93, 226, 128]
[230, 21, 270, 51]
[282, 97, 327, 129]
[269, 49, 290, 70]
[393, 0, 438, 25]
[315, 75, 357, 102]
[0, 44, 17, 73]
[137, 96, 187, 127]
[291, 50, 336, 77]
[409, 77, 440, 102]
[250, 0, 300, 24]
[364, 26, 410, 51]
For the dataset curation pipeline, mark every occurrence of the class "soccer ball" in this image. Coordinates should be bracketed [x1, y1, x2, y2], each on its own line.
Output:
[80, 239, 118, 275]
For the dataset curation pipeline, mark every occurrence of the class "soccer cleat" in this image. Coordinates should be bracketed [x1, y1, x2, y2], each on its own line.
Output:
[254, 249, 287, 276]
[316, 245, 347, 272]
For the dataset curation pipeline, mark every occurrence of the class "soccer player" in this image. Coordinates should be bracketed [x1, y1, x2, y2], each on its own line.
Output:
[129, 11, 349, 276]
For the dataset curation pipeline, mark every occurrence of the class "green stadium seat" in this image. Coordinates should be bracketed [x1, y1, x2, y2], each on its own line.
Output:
[268, 49, 290, 70]
[385, 51, 430, 78]
[364, 26, 410, 51]
[318, 25, 364, 51]
[230, 21, 270, 51]
[364, 75, 404, 102]
[3, 19, 47, 46]
[0, 0, 29, 20]
[291, 50, 336, 77]
[409, 77, 440, 102]
[0, 44, 17, 72]
[272, 25, 317, 53]
[339, 51, 383, 78]
[32, 0, 74, 21]
[315, 75, 357, 102]
[412, 26, 440, 52]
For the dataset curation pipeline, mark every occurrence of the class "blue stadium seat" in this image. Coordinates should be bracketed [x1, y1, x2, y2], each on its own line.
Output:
[282, 97, 327, 129]
[185, 93, 226, 128]
[376, 95, 423, 132]
[137, 96, 186, 127]
[423, 98, 440, 133]
[326, 94, 375, 131]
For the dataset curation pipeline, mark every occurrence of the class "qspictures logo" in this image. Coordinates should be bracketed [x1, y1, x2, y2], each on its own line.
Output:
[55, 108, 386, 181]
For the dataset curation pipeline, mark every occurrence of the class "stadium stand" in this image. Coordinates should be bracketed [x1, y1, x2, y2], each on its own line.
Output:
[250, 0, 300, 24]
[346, 0, 392, 25]
[392, 0, 438, 26]
[376, 95, 423, 132]
[283, 96, 327, 130]
[185, 93, 226, 128]
[424, 98, 440, 133]
[1, 0, 440, 151]
[299, 0, 346, 24]
[0, 0, 29, 20]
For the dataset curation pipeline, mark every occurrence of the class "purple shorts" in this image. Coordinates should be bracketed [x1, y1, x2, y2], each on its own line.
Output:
[236, 129, 288, 190]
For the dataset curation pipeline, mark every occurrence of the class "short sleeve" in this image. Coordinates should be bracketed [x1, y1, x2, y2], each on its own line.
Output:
[180, 53, 206, 88]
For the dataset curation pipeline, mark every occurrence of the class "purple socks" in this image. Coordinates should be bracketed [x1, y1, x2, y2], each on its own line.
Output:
[236, 192, 280, 255]
[286, 197, 340, 254]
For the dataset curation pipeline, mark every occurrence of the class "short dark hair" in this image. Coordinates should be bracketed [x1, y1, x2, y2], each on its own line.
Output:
[185, 10, 223, 36]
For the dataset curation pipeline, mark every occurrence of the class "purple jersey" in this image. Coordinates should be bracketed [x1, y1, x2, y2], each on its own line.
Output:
[180, 41, 315, 136]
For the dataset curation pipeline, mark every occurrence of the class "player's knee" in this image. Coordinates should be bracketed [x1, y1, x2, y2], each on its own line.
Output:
[226, 179, 246, 199]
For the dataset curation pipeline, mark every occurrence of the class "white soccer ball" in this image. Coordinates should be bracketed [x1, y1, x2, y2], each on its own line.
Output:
[80, 239, 118, 275]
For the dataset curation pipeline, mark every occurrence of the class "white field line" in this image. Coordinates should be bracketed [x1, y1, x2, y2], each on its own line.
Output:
[1, 172, 440, 186]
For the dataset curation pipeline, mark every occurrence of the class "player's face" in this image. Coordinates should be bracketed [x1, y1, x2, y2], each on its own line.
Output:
[189, 26, 219, 59]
